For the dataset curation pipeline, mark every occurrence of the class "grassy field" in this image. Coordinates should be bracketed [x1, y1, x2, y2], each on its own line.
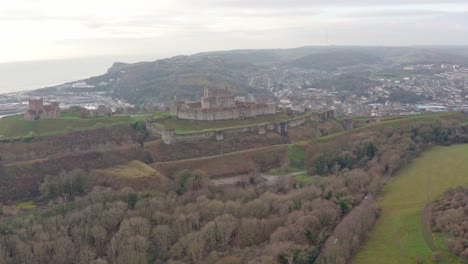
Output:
[157, 113, 299, 134]
[294, 173, 314, 184]
[16, 201, 37, 210]
[353, 144, 468, 264]
[94, 160, 160, 179]
[318, 112, 457, 141]
[0, 113, 144, 138]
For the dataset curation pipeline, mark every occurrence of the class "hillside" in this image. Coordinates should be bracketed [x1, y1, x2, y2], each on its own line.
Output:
[289, 51, 382, 70]
[43, 46, 468, 104]
[194, 46, 468, 67]
[0, 112, 466, 264]
[388, 48, 468, 65]
[83, 56, 260, 104]
[0, 113, 140, 139]
[354, 144, 468, 264]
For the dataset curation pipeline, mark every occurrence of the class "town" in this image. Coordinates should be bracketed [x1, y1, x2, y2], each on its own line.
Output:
[1, 59, 467, 119]
[248, 62, 468, 116]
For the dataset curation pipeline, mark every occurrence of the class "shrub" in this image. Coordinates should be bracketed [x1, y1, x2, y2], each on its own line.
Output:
[431, 251, 442, 262]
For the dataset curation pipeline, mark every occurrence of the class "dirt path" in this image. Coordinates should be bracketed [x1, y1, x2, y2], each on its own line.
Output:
[422, 203, 437, 251]
[212, 171, 305, 186]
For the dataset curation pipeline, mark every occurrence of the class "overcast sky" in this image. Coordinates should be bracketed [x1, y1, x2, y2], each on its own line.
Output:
[1, 0, 468, 63]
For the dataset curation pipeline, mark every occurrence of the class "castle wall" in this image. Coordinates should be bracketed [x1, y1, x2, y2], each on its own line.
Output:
[149, 109, 335, 144]
[174, 103, 276, 121]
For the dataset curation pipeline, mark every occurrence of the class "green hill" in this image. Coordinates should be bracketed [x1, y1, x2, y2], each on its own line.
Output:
[49, 46, 468, 104]
[0, 114, 138, 139]
[354, 144, 468, 264]
[290, 51, 382, 70]
[83, 56, 261, 104]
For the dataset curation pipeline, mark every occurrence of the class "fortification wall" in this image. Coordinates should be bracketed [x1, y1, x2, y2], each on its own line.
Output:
[173, 103, 276, 121]
[176, 109, 239, 121]
[147, 109, 335, 144]
[174, 131, 216, 142]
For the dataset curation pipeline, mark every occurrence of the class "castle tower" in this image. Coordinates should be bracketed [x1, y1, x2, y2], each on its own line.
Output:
[203, 80, 212, 97]
[29, 98, 44, 111]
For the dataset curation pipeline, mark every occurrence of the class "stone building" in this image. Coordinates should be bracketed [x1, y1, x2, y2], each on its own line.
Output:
[170, 86, 276, 120]
[24, 98, 60, 120]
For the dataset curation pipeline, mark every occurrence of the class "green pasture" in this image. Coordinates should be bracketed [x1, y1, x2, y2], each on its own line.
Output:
[353, 144, 468, 264]
[0, 113, 147, 138]
[16, 201, 37, 210]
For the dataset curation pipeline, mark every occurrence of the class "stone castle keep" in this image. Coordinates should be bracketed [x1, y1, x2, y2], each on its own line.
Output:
[170, 86, 276, 120]
[24, 98, 60, 120]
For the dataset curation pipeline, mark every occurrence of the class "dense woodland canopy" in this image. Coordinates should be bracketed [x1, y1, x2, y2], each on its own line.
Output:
[0, 116, 466, 264]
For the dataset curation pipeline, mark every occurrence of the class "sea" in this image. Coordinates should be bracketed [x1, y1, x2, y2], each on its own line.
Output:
[0, 54, 167, 94]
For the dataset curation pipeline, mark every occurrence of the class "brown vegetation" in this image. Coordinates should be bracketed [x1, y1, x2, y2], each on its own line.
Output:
[153, 145, 288, 179]
[0, 124, 146, 164]
[0, 144, 148, 202]
[0, 113, 466, 263]
[144, 132, 285, 163]
[431, 186, 468, 261]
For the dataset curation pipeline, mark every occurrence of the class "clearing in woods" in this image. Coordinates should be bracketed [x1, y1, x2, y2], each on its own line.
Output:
[353, 144, 468, 264]
[94, 160, 160, 179]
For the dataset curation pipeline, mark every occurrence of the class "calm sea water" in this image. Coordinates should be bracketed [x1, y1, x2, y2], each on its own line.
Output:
[0, 54, 166, 94]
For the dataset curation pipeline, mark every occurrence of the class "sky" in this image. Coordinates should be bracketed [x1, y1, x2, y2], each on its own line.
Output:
[1, 0, 468, 63]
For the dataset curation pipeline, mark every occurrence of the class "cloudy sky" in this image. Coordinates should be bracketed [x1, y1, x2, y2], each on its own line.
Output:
[1, 0, 468, 63]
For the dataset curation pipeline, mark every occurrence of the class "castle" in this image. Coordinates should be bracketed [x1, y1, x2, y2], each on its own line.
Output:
[148, 109, 335, 144]
[24, 98, 60, 120]
[170, 86, 276, 120]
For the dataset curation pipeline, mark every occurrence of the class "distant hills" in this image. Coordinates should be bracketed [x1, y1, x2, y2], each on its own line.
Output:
[289, 51, 382, 70]
[76, 46, 468, 104]
[84, 56, 259, 104]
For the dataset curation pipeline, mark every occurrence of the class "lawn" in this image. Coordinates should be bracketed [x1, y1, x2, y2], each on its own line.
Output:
[353, 144, 468, 264]
[294, 173, 314, 184]
[94, 160, 160, 179]
[0, 113, 144, 138]
[156, 113, 300, 134]
[16, 201, 37, 210]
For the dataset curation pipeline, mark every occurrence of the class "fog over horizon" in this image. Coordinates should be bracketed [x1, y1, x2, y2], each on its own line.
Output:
[2, 0, 468, 63]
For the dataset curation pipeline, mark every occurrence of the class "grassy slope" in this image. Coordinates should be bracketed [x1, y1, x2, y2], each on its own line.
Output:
[319, 112, 456, 141]
[94, 160, 160, 179]
[353, 144, 468, 264]
[152, 144, 288, 178]
[158, 113, 299, 134]
[0, 113, 143, 138]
